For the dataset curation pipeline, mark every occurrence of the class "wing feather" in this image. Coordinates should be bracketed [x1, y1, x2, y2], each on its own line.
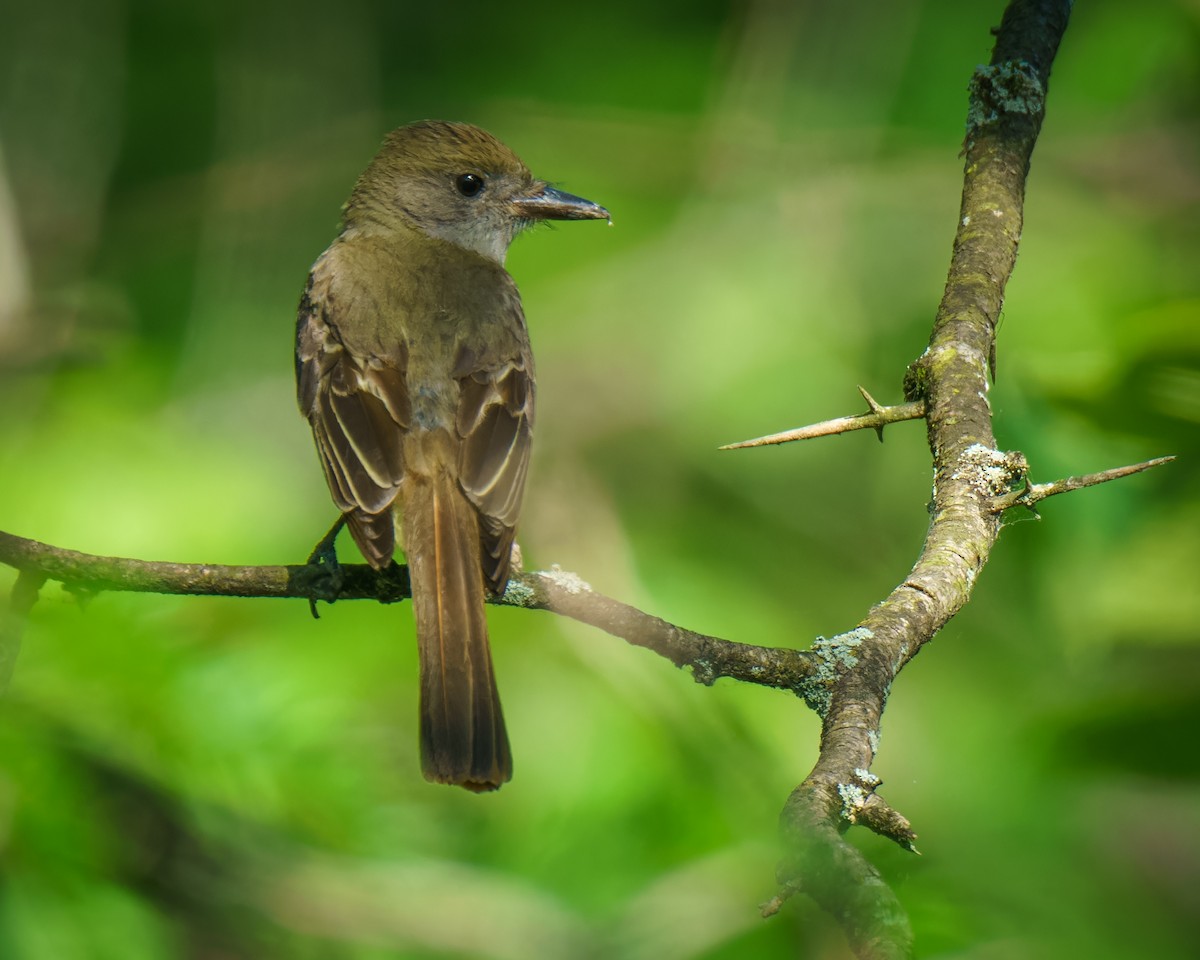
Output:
[454, 306, 535, 593]
[296, 257, 409, 568]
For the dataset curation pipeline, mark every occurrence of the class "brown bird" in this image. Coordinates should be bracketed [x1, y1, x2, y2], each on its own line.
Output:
[295, 121, 608, 790]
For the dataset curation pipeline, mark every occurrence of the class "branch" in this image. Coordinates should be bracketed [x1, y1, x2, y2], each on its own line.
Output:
[504, 567, 816, 688]
[1, 567, 45, 691]
[991, 456, 1174, 511]
[720, 388, 925, 449]
[767, 2, 1078, 954]
[0, 530, 815, 692]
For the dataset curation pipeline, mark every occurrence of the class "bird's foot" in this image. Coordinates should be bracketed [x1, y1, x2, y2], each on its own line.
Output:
[304, 516, 347, 618]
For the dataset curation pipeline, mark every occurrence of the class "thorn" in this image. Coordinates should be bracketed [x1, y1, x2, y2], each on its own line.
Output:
[857, 385, 885, 415]
[857, 387, 887, 441]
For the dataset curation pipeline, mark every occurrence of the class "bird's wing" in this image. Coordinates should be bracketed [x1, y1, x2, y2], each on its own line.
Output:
[454, 296, 534, 595]
[296, 261, 410, 568]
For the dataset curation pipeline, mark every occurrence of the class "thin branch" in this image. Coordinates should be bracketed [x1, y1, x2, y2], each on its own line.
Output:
[720, 389, 925, 449]
[505, 567, 816, 688]
[759, 882, 801, 919]
[857, 795, 919, 853]
[0, 530, 815, 691]
[1, 568, 46, 692]
[991, 456, 1174, 511]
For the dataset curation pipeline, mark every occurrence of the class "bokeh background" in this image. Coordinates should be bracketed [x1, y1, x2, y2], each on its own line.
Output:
[0, 0, 1197, 957]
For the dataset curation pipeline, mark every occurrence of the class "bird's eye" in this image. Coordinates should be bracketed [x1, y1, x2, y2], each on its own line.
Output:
[455, 173, 485, 198]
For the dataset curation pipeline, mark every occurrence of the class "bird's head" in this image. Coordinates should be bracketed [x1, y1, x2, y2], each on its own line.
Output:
[343, 120, 609, 263]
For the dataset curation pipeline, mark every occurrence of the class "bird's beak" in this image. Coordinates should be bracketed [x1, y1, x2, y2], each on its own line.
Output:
[512, 184, 610, 222]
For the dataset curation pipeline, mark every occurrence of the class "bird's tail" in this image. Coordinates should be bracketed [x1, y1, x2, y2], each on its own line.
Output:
[403, 468, 512, 791]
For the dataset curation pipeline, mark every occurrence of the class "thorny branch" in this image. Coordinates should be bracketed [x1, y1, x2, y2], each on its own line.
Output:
[991, 456, 1174, 511]
[720, 388, 925, 449]
[0, 2, 1174, 958]
[726, 1, 1087, 955]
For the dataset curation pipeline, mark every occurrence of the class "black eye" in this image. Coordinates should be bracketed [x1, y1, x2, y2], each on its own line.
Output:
[455, 173, 485, 197]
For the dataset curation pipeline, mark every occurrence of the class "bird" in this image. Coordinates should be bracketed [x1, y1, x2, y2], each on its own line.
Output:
[295, 120, 608, 790]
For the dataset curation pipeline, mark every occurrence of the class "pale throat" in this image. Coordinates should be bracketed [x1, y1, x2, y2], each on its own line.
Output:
[422, 217, 522, 266]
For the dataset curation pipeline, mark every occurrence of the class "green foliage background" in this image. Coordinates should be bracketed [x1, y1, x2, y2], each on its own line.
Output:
[0, 1, 1197, 957]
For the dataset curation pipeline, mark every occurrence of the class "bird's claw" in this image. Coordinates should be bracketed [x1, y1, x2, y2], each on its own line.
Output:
[305, 516, 347, 618]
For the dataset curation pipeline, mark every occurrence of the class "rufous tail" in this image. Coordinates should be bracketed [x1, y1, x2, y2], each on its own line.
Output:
[403, 469, 512, 791]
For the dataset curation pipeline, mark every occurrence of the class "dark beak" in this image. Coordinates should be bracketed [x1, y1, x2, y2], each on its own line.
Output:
[512, 184, 610, 222]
